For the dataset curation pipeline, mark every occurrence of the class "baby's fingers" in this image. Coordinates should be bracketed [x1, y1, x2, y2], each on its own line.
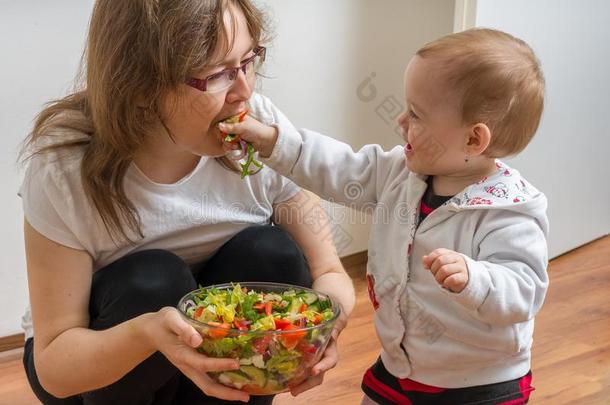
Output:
[442, 272, 469, 293]
[218, 121, 244, 135]
[422, 248, 451, 269]
[433, 263, 463, 285]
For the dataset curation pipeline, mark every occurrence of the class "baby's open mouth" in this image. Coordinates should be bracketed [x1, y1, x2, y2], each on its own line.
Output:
[406, 143, 413, 151]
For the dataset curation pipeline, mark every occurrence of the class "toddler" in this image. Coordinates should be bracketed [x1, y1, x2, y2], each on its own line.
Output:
[221, 28, 548, 404]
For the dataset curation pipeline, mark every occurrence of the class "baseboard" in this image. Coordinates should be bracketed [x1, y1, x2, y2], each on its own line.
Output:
[550, 234, 609, 261]
[340, 250, 368, 269]
[0, 333, 25, 352]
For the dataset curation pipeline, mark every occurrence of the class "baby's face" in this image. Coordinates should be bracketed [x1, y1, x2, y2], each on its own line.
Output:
[397, 56, 470, 176]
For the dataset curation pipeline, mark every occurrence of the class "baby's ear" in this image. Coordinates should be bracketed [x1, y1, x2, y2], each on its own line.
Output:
[465, 123, 491, 156]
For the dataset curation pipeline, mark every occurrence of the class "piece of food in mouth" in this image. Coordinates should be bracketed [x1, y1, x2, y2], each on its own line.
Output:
[220, 110, 264, 178]
[178, 283, 338, 395]
[222, 110, 249, 143]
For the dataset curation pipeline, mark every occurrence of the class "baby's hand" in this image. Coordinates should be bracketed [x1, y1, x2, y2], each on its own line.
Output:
[422, 248, 469, 293]
[218, 115, 278, 158]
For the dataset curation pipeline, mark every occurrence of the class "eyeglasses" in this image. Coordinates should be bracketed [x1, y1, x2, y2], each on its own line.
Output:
[186, 46, 266, 93]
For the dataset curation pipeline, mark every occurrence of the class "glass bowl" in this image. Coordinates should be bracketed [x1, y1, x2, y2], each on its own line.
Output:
[177, 282, 340, 395]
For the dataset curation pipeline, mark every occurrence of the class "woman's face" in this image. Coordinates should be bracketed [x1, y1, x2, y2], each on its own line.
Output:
[159, 6, 257, 157]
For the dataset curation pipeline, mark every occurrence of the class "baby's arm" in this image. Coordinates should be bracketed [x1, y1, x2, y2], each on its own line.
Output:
[425, 211, 549, 326]
[219, 98, 404, 209]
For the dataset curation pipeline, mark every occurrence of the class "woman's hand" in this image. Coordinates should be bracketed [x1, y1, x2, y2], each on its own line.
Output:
[144, 307, 250, 403]
[288, 310, 348, 396]
[218, 115, 278, 158]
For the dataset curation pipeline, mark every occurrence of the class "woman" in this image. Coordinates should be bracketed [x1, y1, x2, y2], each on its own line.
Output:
[19, 1, 355, 404]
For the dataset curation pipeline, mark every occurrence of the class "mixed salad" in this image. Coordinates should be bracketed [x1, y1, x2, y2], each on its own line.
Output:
[221, 110, 264, 178]
[181, 284, 337, 394]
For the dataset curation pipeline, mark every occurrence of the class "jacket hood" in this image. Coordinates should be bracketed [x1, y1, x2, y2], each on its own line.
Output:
[445, 160, 548, 233]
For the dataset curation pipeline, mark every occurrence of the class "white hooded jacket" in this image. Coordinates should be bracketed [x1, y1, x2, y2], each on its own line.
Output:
[250, 93, 549, 388]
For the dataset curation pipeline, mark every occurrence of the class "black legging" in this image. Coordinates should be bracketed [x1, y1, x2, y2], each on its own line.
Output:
[23, 225, 312, 405]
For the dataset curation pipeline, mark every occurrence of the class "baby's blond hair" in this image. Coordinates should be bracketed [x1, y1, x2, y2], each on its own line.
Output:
[417, 28, 545, 157]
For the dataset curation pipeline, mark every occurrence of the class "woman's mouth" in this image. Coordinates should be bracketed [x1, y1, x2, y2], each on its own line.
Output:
[404, 143, 413, 155]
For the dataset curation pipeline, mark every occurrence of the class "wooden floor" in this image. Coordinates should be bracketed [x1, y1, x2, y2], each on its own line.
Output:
[1, 237, 609, 405]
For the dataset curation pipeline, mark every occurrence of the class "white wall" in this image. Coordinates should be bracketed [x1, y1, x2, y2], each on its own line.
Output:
[258, 0, 454, 255]
[0, 1, 454, 337]
[0, 2, 95, 337]
[473, 0, 610, 258]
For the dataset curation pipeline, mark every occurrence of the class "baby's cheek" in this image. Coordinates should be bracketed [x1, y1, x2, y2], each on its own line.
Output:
[409, 124, 425, 143]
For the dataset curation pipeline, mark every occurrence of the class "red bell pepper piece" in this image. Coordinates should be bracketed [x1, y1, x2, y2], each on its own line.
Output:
[277, 324, 306, 350]
[297, 341, 317, 355]
[233, 319, 249, 331]
[274, 318, 292, 330]
[207, 321, 231, 339]
[237, 110, 249, 122]
[253, 335, 272, 354]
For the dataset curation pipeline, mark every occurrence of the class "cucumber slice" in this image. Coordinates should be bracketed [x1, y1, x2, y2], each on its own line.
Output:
[251, 354, 265, 369]
[289, 297, 303, 315]
[301, 292, 318, 305]
[264, 293, 283, 302]
[219, 371, 250, 389]
[241, 365, 267, 387]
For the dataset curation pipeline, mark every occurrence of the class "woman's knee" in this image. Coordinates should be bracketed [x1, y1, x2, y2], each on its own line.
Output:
[23, 338, 84, 405]
[90, 249, 196, 329]
[251, 226, 309, 272]
[203, 225, 312, 287]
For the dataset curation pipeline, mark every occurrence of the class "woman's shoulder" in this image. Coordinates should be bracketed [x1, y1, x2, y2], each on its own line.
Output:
[25, 111, 91, 176]
[19, 111, 95, 251]
[20, 113, 92, 213]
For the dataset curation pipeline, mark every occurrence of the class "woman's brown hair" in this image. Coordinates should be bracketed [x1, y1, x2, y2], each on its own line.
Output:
[21, 0, 269, 244]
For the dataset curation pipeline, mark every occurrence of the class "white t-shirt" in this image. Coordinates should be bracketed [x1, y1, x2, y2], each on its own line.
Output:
[19, 92, 300, 338]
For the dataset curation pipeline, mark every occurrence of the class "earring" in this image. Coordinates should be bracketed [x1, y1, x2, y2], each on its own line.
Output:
[464, 154, 470, 163]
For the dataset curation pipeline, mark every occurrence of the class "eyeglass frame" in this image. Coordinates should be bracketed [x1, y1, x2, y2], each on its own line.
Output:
[186, 46, 266, 93]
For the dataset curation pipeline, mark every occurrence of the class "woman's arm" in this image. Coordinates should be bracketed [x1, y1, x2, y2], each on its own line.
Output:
[24, 220, 248, 401]
[273, 190, 356, 395]
[25, 219, 155, 396]
[273, 190, 355, 321]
